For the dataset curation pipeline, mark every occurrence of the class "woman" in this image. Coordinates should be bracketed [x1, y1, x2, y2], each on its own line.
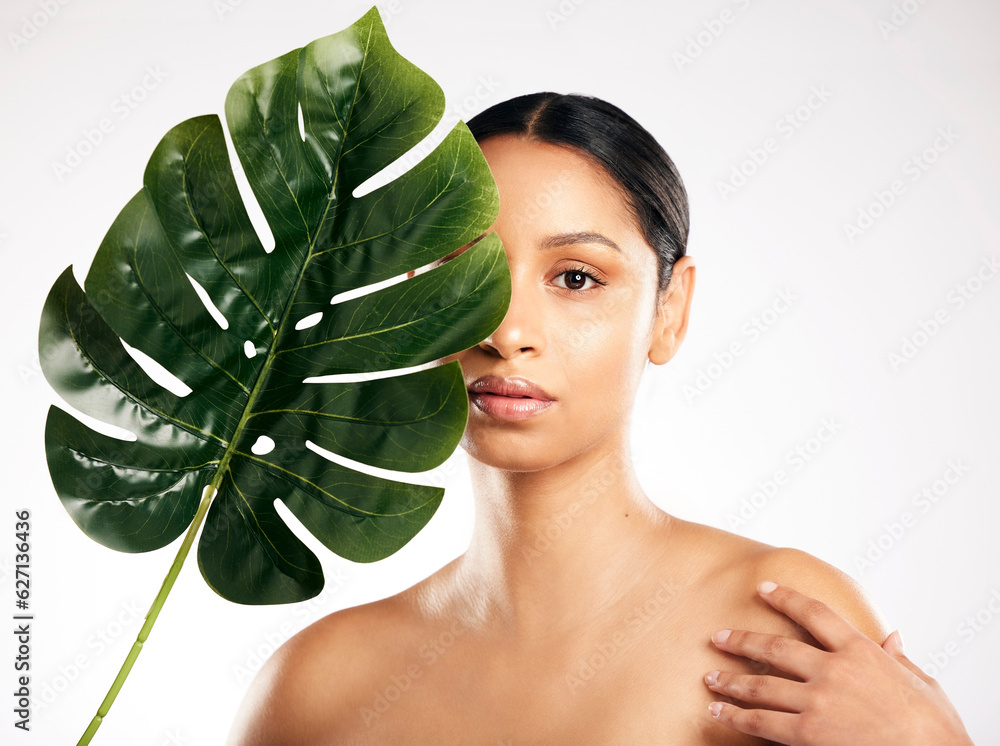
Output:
[227, 93, 973, 745]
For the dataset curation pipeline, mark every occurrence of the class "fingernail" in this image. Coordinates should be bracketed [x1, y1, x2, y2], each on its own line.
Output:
[758, 580, 778, 594]
[709, 701, 723, 718]
[704, 670, 719, 686]
[892, 629, 905, 653]
[712, 629, 731, 644]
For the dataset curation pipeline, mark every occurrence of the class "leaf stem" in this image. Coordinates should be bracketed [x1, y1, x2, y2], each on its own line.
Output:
[76, 483, 217, 746]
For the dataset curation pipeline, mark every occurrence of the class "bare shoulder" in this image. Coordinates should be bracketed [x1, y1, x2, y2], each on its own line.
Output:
[750, 545, 892, 643]
[225, 592, 424, 746]
[671, 519, 890, 644]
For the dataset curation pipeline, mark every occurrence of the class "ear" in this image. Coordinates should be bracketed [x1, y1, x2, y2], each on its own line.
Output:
[648, 255, 695, 366]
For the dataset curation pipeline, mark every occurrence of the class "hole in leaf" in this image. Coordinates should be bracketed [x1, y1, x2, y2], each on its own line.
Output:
[120, 338, 192, 397]
[61, 403, 138, 442]
[295, 312, 323, 330]
[305, 439, 404, 479]
[220, 117, 275, 254]
[303, 360, 431, 384]
[297, 102, 306, 142]
[244, 340, 257, 358]
[328, 272, 408, 305]
[251, 435, 275, 455]
[186, 273, 229, 330]
[352, 116, 451, 199]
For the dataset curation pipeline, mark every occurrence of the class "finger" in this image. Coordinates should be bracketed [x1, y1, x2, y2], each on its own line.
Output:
[881, 629, 903, 656]
[711, 628, 823, 680]
[882, 629, 935, 683]
[708, 701, 799, 742]
[705, 669, 807, 711]
[756, 580, 859, 651]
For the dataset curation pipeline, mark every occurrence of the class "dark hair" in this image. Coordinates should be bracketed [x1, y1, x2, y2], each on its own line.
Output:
[466, 92, 689, 299]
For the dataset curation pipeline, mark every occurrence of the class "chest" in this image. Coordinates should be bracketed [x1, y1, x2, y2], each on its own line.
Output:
[348, 621, 774, 746]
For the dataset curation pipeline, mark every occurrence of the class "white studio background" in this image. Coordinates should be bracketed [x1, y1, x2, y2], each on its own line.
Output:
[2, 0, 998, 743]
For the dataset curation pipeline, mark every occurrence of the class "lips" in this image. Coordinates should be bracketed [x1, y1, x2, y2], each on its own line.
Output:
[466, 375, 556, 422]
[467, 375, 554, 401]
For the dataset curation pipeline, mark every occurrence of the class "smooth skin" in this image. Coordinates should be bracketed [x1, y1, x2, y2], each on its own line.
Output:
[226, 135, 973, 745]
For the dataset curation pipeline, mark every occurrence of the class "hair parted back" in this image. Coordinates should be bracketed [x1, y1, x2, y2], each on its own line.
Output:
[466, 92, 689, 298]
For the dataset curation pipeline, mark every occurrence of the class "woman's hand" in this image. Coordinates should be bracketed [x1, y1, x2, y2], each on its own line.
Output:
[704, 581, 974, 745]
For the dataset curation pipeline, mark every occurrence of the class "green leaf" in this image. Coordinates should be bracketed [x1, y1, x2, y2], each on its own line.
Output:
[38, 6, 510, 605]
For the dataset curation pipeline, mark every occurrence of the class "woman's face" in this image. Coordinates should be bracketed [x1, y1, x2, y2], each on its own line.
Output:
[432, 134, 691, 471]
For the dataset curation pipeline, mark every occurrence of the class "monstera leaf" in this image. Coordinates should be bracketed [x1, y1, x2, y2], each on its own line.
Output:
[39, 5, 509, 741]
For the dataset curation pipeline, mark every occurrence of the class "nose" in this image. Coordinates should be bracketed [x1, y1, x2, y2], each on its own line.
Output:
[477, 263, 544, 359]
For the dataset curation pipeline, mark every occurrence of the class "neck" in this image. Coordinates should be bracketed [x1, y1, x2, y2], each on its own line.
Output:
[451, 426, 673, 640]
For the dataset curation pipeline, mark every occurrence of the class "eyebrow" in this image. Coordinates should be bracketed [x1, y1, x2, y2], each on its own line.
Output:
[437, 229, 623, 264]
[538, 230, 623, 255]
